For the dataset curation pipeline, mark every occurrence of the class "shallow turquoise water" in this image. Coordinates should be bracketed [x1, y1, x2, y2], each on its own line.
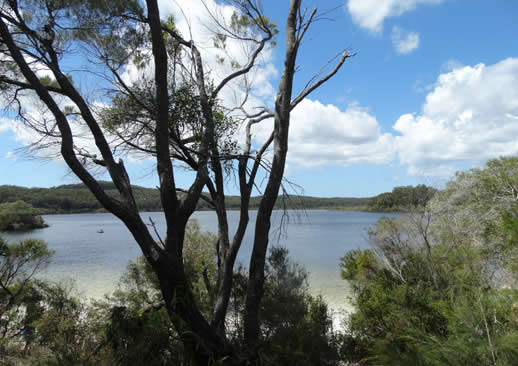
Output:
[3, 210, 397, 314]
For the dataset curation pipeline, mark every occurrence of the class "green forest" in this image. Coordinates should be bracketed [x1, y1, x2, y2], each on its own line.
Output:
[0, 183, 439, 214]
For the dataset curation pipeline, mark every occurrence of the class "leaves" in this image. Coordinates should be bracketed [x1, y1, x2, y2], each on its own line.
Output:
[342, 156, 518, 365]
[0, 201, 47, 231]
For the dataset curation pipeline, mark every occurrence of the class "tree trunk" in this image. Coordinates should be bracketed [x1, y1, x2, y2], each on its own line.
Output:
[244, 0, 301, 346]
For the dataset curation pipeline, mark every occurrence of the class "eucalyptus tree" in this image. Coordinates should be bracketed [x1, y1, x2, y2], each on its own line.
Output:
[0, 0, 350, 362]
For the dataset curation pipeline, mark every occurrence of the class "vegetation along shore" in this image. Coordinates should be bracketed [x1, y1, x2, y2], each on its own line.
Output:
[0, 183, 435, 214]
[1, 157, 517, 365]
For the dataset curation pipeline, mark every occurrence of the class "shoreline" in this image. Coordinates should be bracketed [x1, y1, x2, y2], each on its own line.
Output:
[36, 207, 400, 216]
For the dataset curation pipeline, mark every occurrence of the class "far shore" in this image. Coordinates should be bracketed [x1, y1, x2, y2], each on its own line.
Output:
[38, 207, 388, 215]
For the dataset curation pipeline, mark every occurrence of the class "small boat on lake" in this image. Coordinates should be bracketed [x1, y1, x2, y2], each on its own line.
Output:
[97, 229, 104, 234]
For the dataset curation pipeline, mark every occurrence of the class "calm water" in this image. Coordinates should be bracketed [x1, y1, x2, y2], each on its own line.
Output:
[3, 210, 396, 313]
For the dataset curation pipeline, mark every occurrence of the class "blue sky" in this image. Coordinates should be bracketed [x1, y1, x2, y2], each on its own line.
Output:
[1, 0, 518, 197]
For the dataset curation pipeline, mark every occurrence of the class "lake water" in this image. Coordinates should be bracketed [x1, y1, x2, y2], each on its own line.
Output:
[3, 210, 396, 314]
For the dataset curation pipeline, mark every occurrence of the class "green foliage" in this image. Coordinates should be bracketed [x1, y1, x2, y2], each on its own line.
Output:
[0, 183, 370, 213]
[367, 184, 437, 212]
[182, 220, 218, 315]
[0, 236, 52, 356]
[0, 201, 47, 231]
[229, 10, 278, 37]
[38, 75, 61, 88]
[89, 219, 217, 365]
[340, 249, 377, 282]
[342, 157, 518, 365]
[501, 208, 518, 273]
[1, 227, 346, 365]
[102, 78, 240, 174]
[342, 242, 518, 365]
[32, 282, 110, 365]
[228, 247, 344, 366]
[103, 304, 180, 366]
[83, 240, 345, 365]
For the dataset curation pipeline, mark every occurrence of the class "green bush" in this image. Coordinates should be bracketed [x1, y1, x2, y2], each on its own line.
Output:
[341, 157, 518, 365]
[0, 236, 52, 356]
[228, 247, 344, 366]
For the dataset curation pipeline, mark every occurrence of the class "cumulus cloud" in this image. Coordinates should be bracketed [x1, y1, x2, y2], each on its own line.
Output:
[394, 58, 518, 176]
[1, 0, 278, 164]
[7, 2, 517, 183]
[347, 0, 442, 32]
[391, 26, 419, 54]
[253, 99, 396, 168]
[123, 0, 278, 104]
[120, 0, 279, 155]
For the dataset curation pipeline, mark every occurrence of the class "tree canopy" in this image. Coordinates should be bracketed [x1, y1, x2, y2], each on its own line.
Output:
[0, 0, 350, 363]
[366, 184, 437, 212]
[0, 201, 47, 231]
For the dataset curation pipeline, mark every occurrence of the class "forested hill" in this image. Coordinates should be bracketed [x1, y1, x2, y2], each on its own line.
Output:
[0, 183, 369, 213]
[0, 183, 438, 214]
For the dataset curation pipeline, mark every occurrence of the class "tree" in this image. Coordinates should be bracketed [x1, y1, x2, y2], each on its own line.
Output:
[0, 0, 350, 363]
[0, 201, 47, 231]
[102, 243, 343, 365]
[366, 184, 437, 212]
[340, 157, 518, 365]
[0, 236, 52, 354]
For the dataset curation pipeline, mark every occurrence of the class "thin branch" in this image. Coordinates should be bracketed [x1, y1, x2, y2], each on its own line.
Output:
[0, 75, 65, 95]
[290, 50, 353, 109]
[211, 35, 272, 100]
[148, 217, 165, 246]
[176, 188, 216, 209]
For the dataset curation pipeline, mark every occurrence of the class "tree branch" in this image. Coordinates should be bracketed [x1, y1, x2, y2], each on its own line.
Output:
[290, 50, 352, 109]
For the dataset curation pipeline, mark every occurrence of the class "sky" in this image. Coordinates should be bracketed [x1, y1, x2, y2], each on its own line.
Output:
[1, 0, 518, 197]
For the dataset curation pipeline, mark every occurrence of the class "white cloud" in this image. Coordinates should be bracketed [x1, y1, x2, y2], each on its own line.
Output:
[4, 151, 15, 159]
[1, 1, 278, 164]
[120, 0, 279, 156]
[347, 0, 442, 32]
[0, 118, 11, 133]
[394, 58, 518, 176]
[0, 86, 108, 161]
[253, 99, 396, 168]
[392, 26, 419, 54]
[8, 1, 517, 184]
[123, 0, 278, 105]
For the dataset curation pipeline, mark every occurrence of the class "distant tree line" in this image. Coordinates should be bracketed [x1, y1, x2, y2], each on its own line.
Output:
[0, 183, 164, 213]
[0, 183, 370, 213]
[1, 183, 441, 214]
[366, 184, 437, 212]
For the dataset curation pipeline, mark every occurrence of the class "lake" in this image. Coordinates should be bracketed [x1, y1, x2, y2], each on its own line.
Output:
[3, 210, 397, 314]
